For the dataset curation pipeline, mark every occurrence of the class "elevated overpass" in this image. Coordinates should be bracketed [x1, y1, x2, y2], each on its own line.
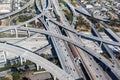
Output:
[0, 41, 74, 80]
[17, 27, 120, 79]
[0, 0, 34, 20]
[0, 0, 120, 79]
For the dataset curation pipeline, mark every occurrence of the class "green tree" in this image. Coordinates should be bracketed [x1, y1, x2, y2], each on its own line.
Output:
[26, 0, 30, 2]
[0, 77, 11, 80]
[12, 72, 20, 80]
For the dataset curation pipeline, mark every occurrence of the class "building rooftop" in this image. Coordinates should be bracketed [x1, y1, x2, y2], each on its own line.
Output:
[0, 0, 11, 14]
[0, 0, 11, 4]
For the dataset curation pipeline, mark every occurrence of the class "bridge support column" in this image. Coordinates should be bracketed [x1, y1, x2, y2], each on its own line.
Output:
[10, 30, 14, 34]
[20, 56, 23, 65]
[54, 76, 56, 80]
[24, 58, 27, 63]
[35, 19, 38, 26]
[25, 24, 30, 37]
[15, 28, 18, 38]
[36, 64, 39, 70]
[8, 16, 10, 19]
[8, 16, 13, 34]
[40, 66, 42, 69]
[25, 23, 27, 27]
[27, 30, 30, 37]
[3, 51, 7, 64]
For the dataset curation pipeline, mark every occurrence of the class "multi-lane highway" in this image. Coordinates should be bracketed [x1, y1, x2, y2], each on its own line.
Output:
[0, 41, 74, 80]
[0, 0, 34, 20]
[36, 0, 80, 79]
[0, 0, 120, 80]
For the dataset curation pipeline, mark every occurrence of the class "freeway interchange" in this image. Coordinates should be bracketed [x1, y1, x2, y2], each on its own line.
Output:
[0, 0, 120, 80]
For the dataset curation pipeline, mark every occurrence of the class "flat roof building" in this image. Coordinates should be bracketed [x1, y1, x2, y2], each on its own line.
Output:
[0, 0, 11, 14]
